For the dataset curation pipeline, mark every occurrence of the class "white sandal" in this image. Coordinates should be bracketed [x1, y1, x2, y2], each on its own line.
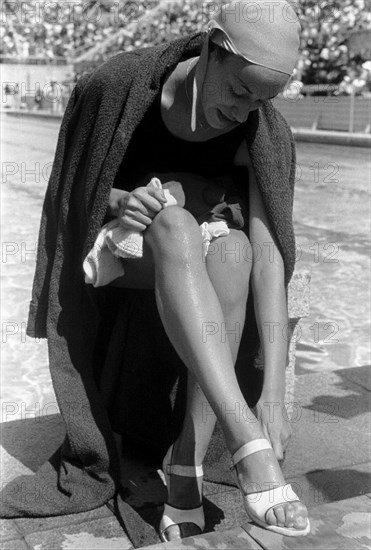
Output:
[159, 444, 205, 542]
[232, 439, 310, 537]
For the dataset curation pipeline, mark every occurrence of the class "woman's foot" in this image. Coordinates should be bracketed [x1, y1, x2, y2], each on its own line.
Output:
[160, 440, 205, 541]
[233, 439, 309, 534]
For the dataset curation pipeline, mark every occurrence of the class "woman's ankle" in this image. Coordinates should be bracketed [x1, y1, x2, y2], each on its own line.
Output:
[172, 435, 206, 466]
[224, 426, 266, 457]
[165, 437, 204, 509]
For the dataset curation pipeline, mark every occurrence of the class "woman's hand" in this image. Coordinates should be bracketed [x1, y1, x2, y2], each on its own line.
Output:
[254, 397, 292, 462]
[107, 188, 129, 218]
[116, 185, 168, 231]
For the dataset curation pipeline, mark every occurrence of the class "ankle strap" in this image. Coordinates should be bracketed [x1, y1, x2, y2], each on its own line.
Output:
[166, 464, 204, 477]
[232, 439, 272, 467]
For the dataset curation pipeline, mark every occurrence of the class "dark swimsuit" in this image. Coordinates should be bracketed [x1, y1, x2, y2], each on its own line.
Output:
[112, 86, 250, 229]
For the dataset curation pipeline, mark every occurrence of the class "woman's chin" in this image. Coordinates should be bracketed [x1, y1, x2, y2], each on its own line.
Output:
[207, 110, 235, 129]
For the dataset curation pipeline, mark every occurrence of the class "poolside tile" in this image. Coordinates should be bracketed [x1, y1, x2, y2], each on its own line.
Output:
[24, 516, 133, 549]
[0, 518, 22, 542]
[14, 505, 112, 535]
[2, 538, 29, 550]
[140, 525, 261, 549]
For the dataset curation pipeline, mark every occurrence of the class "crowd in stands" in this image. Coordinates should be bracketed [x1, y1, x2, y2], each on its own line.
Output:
[297, 0, 370, 90]
[0, 0, 159, 59]
[1, 0, 370, 91]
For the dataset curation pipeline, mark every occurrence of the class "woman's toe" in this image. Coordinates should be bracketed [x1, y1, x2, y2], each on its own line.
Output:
[292, 502, 308, 529]
[284, 503, 296, 529]
[163, 522, 202, 541]
[266, 502, 308, 531]
[163, 525, 182, 541]
[266, 504, 283, 526]
[286, 502, 308, 530]
[273, 504, 286, 527]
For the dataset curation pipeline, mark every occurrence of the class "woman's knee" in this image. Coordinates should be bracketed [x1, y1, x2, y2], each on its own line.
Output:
[146, 206, 202, 249]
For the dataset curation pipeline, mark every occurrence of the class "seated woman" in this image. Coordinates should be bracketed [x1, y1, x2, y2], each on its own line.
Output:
[103, 0, 310, 541]
[15, 0, 309, 544]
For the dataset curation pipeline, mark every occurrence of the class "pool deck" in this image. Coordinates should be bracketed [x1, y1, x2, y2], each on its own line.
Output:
[1, 365, 370, 549]
[3, 108, 371, 147]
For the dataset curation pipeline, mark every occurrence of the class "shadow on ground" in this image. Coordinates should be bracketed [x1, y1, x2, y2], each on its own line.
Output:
[302, 365, 371, 419]
[1, 414, 64, 474]
[305, 467, 371, 503]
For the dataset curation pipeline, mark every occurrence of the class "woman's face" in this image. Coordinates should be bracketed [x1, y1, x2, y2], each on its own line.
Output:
[200, 46, 290, 129]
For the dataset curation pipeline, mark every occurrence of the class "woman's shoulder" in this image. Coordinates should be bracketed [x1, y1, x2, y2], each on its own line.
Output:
[75, 33, 207, 102]
[83, 50, 143, 91]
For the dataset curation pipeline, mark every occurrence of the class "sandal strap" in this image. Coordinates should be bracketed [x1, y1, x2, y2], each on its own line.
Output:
[166, 463, 204, 477]
[232, 439, 272, 467]
[160, 503, 205, 534]
[245, 484, 299, 522]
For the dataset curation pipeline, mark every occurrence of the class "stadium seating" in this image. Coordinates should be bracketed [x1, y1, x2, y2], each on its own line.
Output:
[1, 0, 370, 91]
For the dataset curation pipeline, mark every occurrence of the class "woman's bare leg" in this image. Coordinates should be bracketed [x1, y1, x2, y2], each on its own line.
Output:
[112, 207, 307, 533]
[164, 230, 252, 538]
[172, 230, 251, 460]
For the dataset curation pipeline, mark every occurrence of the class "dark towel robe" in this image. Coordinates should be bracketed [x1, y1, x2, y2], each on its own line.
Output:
[1, 31, 297, 545]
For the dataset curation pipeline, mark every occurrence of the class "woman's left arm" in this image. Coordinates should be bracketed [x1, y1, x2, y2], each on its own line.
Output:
[248, 159, 292, 460]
